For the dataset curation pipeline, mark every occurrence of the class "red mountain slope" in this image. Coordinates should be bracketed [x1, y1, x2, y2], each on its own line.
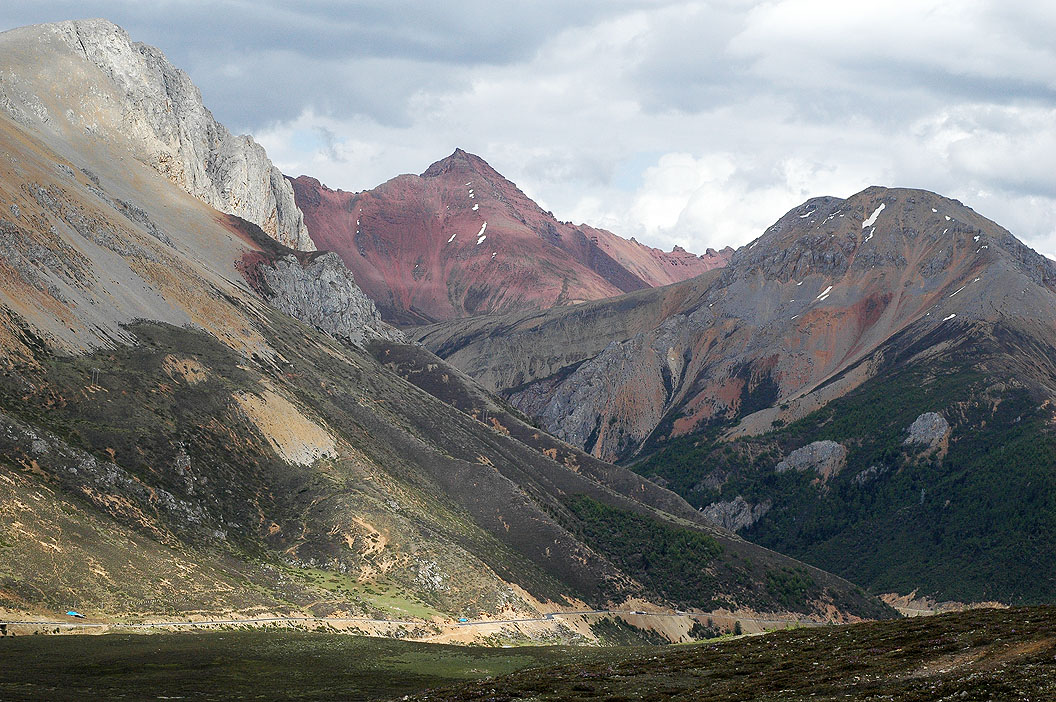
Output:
[291, 149, 730, 325]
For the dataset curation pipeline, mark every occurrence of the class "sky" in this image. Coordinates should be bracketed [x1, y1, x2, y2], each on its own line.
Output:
[3, 1, 1056, 259]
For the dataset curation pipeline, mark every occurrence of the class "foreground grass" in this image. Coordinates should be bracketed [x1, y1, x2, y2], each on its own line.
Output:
[413, 606, 1056, 701]
[3, 607, 1054, 701]
[0, 631, 620, 701]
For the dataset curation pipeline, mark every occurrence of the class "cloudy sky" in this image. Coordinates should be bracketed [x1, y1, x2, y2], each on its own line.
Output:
[4, 1, 1056, 258]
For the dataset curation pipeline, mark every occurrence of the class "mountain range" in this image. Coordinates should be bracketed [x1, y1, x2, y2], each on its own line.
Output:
[1, 16, 1053, 638]
[417, 186, 1056, 604]
[0, 19, 890, 634]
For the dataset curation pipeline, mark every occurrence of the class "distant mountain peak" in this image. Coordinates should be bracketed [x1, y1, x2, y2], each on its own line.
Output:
[726, 186, 1056, 292]
[421, 148, 499, 179]
[292, 152, 731, 324]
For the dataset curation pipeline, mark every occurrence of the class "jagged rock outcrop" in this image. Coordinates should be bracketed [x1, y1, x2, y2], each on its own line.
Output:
[0, 19, 313, 250]
[775, 440, 848, 481]
[259, 253, 403, 347]
[701, 496, 772, 532]
[904, 412, 951, 451]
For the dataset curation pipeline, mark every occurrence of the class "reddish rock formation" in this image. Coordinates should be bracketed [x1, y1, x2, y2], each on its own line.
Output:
[290, 149, 730, 325]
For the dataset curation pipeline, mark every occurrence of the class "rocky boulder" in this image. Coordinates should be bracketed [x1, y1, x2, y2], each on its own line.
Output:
[701, 496, 772, 532]
[904, 412, 951, 452]
[775, 440, 848, 481]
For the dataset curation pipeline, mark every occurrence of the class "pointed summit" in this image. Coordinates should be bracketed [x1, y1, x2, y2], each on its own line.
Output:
[421, 148, 503, 181]
[291, 151, 730, 324]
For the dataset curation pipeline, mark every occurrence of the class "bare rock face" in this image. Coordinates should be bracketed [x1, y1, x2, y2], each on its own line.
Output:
[701, 496, 772, 532]
[259, 253, 403, 347]
[0, 19, 313, 250]
[904, 412, 951, 451]
[775, 440, 848, 481]
[516, 315, 696, 462]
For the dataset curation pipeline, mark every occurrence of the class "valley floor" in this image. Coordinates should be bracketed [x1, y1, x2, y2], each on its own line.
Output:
[1, 607, 1052, 701]
[413, 606, 1056, 701]
[0, 608, 820, 646]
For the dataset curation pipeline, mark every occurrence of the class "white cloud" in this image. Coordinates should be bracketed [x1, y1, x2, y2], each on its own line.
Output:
[29, 0, 1049, 258]
[562, 151, 881, 251]
[732, 0, 1056, 94]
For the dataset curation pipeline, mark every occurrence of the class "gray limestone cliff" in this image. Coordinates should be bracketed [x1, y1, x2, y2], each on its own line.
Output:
[904, 412, 951, 451]
[775, 440, 848, 481]
[701, 496, 772, 532]
[0, 19, 314, 250]
[260, 253, 403, 347]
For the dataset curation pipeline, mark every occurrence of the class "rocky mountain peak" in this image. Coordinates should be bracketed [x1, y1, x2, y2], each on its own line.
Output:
[0, 19, 314, 251]
[53, 16, 122, 37]
[294, 151, 729, 324]
[726, 187, 1055, 292]
[705, 246, 736, 258]
[422, 148, 499, 180]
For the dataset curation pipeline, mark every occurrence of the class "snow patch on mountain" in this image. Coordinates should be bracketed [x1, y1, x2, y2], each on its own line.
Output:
[862, 203, 886, 228]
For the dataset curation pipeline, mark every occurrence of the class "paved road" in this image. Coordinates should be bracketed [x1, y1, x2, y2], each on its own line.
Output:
[1, 610, 827, 630]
